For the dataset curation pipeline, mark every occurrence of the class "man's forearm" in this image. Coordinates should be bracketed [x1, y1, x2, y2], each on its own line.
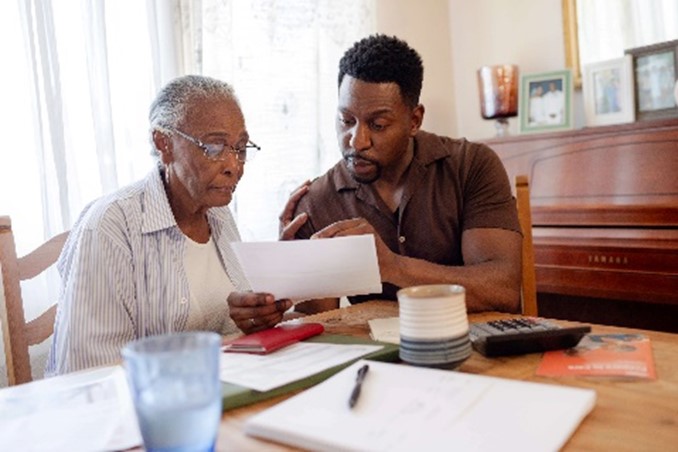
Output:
[294, 297, 340, 315]
[387, 255, 521, 313]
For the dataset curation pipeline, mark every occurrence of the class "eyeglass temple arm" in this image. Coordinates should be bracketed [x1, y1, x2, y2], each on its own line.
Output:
[248, 141, 261, 151]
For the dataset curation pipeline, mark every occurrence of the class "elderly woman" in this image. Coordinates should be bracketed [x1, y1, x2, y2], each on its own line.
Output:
[46, 75, 291, 376]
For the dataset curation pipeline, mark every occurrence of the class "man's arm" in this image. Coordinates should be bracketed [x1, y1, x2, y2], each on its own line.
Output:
[294, 298, 340, 314]
[312, 219, 522, 313]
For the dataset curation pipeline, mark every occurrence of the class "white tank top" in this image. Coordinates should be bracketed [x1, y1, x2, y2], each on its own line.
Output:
[183, 236, 237, 334]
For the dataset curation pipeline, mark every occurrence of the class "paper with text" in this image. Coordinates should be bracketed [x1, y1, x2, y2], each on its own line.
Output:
[219, 342, 382, 391]
[246, 360, 596, 452]
[230, 235, 382, 301]
[0, 366, 141, 452]
[537, 333, 657, 379]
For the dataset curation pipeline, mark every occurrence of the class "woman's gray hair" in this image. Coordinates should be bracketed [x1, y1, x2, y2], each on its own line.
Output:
[148, 75, 240, 157]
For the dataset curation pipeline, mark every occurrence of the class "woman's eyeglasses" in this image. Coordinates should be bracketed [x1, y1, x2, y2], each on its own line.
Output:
[167, 127, 260, 163]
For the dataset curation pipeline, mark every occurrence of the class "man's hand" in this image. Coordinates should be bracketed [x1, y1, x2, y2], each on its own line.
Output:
[228, 292, 293, 333]
[279, 180, 311, 240]
[312, 217, 397, 282]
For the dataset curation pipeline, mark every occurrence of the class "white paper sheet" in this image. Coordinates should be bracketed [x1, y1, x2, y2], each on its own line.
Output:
[230, 235, 382, 301]
[219, 342, 382, 391]
[0, 366, 141, 452]
[246, 360, 597, 452]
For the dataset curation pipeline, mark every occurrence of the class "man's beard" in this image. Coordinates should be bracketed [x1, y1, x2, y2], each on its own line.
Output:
[343, 154, 381, 184]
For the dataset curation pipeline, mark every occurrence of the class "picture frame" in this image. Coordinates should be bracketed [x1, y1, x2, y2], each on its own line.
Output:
[625, 39, 678, 121]
[582, 55, 635, 127]
[519, 69, 574, 134]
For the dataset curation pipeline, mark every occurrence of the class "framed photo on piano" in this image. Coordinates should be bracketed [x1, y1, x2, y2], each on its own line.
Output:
[625, 39, 678, 121]
[582, 55, 635, 127]
[519, 69, 574, 134]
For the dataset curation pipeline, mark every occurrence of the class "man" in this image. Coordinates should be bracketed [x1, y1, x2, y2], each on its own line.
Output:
[528, 84, 546, 125]
[542, 81, 564, 124]
[281, 35, 522, 314]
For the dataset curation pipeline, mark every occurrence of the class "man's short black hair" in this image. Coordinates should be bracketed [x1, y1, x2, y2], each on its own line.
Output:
[338, 34, 423, 108]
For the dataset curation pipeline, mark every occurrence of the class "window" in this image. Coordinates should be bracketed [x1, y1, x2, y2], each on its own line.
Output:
[189, 0, 375, 240]
[0, 0, 374, 383]
[577, 0, 678, 67]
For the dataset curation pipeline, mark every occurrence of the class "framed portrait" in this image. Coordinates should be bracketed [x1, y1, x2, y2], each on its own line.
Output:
[625, 39, 678, 121]
[582, 55, 635, 127]
[519, 69, 574, 134]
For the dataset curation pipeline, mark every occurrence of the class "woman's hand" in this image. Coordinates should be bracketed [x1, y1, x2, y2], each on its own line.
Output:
[228, 292, 293, 333]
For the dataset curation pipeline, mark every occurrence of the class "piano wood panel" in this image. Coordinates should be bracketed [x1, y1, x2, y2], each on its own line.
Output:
[484, 118, 678, 314]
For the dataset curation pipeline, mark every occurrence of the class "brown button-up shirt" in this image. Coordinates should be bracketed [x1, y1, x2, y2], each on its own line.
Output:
[293, 130, 520, 302]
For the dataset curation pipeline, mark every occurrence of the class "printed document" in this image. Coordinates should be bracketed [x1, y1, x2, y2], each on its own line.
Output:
[220, 342, 382, 391]
[0, 366, 141, 452]
[230, 235, 382, 301]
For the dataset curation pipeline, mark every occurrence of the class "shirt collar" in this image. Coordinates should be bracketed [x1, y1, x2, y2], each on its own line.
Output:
[140, 166, 236, 234]
[141, 167, 178, 234]
[331, 130, 449, 191]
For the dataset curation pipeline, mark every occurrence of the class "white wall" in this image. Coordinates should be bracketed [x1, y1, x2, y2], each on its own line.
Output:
[375, 0, 458, 138]
[376, 0, 583, 141]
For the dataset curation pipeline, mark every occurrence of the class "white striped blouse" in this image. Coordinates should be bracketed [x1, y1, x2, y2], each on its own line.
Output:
[45, 168, 249, 376]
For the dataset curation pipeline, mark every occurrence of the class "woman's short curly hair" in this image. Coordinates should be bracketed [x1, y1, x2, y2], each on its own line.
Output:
[338, 34, 423, 108]
[148, 75, 240, 158]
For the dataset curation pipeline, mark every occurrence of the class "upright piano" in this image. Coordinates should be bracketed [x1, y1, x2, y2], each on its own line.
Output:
[485, 118, 678, 331]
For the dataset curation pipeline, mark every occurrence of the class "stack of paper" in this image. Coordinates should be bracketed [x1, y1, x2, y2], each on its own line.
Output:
[219, 335, 400, 411]
[220, 342, 383, 392]
[0, 366, 141, 452]
[246, 360, 596, 451]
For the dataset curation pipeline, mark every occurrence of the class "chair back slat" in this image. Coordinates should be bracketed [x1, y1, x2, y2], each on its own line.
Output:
[0, 216, 67, 385]
[515, 176, 538, 316]
[18, 232, 68, 280]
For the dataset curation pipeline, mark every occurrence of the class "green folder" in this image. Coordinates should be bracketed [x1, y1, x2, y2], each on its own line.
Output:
[221, 334, 400, 411]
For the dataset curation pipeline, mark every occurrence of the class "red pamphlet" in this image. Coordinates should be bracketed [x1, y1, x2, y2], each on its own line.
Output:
[536, 333, 656, 379]
[223, 322, 325, 354]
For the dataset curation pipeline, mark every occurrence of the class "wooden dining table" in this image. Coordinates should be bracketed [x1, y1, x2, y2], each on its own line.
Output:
[216, 301, 678, 451]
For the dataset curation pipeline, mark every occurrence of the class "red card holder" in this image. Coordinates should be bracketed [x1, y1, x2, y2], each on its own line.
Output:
[222, 322, 325, 354]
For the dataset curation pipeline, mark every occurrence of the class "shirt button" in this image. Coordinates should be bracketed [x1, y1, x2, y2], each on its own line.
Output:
[180, 297, 188, 305]
[399, 236, 406, 243]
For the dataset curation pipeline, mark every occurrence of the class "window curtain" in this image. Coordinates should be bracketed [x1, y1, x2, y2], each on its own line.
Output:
[0, 0, 179, 384]
[577, 0, 678, 67]
[180, 0, 376, 241]
[0, 0, 375, 383]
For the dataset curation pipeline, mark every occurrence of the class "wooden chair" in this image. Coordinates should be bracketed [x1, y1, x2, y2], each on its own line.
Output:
[515, 175, 538, 316]
[0, 216, 68, 385]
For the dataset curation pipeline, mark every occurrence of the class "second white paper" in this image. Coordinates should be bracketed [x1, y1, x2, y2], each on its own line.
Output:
[230, 235, 382, 301]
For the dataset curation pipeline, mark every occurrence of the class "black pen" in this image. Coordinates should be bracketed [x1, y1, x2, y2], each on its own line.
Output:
[348, 364, 369, 409]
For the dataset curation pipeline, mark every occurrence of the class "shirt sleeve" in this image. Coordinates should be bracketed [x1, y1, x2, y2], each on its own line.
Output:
[46, 209, 137, 375]
[461, 143, 521, 233]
